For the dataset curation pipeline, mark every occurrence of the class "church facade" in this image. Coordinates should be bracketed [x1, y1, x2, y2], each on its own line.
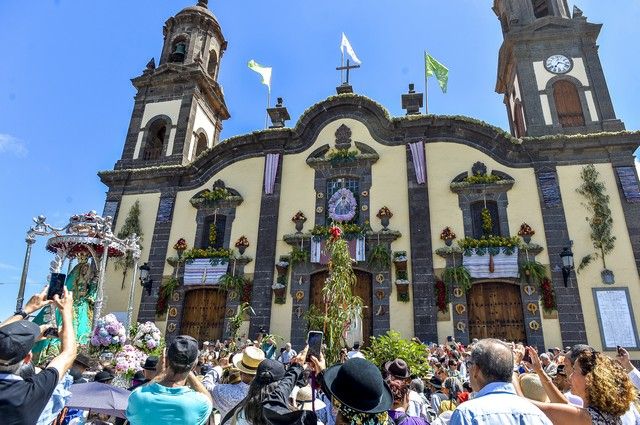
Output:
[99, 0, 640, 354]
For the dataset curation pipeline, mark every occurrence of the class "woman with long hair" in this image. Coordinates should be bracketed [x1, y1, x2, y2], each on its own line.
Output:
[521, 351, 637, 425]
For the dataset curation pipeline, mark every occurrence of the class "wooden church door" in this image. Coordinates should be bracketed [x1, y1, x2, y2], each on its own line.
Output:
[310, 270, 373, 346]
[180, 288, 227, 342]
[467, 282, 526, 343]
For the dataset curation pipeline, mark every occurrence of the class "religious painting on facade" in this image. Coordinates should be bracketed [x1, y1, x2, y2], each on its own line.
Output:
[328, 188, 357, 222]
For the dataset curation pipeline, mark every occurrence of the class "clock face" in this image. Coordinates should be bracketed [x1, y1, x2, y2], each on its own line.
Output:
[545, 55, 572, 74]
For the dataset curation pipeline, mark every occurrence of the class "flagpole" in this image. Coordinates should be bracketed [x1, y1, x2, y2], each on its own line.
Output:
[424, 50, 429, 114]
[265, 89, 270, 129]
[341, 51, 344, 84]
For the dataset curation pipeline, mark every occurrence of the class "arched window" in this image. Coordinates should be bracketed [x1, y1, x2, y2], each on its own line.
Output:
[170, 37, 188, 63]
[142, 119, 167, 160]
[532, 0, 550, 18]
[553, 80, 585, 127]
[195, 133, 208, 157]
[470, 201, 501, 239]
[207, 50, 218, 77]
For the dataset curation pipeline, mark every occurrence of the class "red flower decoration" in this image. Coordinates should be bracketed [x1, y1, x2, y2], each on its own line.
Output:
[329, 225, 342, 241]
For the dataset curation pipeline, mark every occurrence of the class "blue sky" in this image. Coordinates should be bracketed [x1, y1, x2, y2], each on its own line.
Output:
[0, 0, 638, 321]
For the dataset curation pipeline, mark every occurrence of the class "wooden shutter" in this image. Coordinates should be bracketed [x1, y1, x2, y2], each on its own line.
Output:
[514, 101, 526, 137]
[553, 80, 585, 127]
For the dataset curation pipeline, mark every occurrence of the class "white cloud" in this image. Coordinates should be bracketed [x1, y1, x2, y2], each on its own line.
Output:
[0, 134, 27, 157]
[0, 262, 18, 271]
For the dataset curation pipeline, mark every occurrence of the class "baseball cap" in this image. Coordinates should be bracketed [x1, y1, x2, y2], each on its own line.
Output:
[0, 320, 41, 366]
[167, 335, 199, 367]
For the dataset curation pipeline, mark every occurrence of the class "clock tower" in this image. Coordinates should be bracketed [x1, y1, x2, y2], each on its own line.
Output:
[493, 0, 625, 137]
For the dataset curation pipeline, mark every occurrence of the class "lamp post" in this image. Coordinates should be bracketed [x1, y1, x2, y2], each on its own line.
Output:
[139, 263, 153, 296]
[560, 246, 574, 287]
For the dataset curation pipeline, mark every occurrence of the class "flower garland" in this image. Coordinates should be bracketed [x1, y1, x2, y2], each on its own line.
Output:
[90, 314, 126, 352]
[291, 211, 307, 222]
[540, 278, 557, 313]
[435, 280, 448, 313]
[173, 238, 188, 251]
[235, 235, 249, 248]
[481, 208, 493, 235]
[132, 321, 162, 354]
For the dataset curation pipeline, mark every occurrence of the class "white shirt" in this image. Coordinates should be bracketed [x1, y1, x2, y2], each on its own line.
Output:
[347, 350, 364, 359]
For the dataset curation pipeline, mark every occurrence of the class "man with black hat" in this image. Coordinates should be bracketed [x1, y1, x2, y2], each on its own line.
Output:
[141, 355, 158, 381]
[0, 286, 77, 425]
[126, 335, 212, 425]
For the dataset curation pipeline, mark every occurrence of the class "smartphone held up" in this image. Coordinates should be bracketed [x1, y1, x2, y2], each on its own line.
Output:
[307, 331, 323, 361]
[46, 273, 66, 300]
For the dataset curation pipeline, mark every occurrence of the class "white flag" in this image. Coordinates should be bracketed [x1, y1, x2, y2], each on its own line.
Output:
[340, 33, 361, 64]
[248, 59, 272, 92]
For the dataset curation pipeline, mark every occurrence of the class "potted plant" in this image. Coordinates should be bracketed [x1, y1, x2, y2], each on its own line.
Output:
[368, 244, 391, 270]
[395, 279, 410, 302]
[234, 235, 249, 255]
[275, 260, 289, 275]
[518, 223, 535, 244]
[290, 247, 309, 266]
[393, 251, 408, 271]
[519, 260, 546, 284]
[440, 227, 456, 247]
[442, 265, 472, 293]
[377, 206, 393, 230]
[291, 211, 307, 233]
[272, 275, 287, 304]
[219, 273, 246, 292]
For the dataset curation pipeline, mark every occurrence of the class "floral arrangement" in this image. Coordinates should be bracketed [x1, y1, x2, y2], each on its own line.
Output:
[173, 238, 188, 251]
[235, 235, 249, 248]
[276, 260, 289, 269]
[200, 187, 230, 202]
[90, 314, 126, 351]
[114, 344, 147, 379]
[376, 206, 393, 219]
[462, 173, 501, 184]
[182, 247, 232, 261]
[393, 252, 408, 262]
[156, 277, 178, 315]
[291, 211, 307, 222]
[327, 148, 358, 164]
[517, 223, 535, 237]
[310, 223, 365, 238]
[540, 278, 557, 313]
[458, 235, 520, 249]
[329, 225, 342, 242]
[481, 208, 493, 235]
[132, 321, 162, 354]
[435, 280, 448, 313]
[440, 227, 456, 241]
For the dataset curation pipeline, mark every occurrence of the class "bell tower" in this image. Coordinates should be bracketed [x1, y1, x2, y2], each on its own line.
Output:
[116, 0, 230, 169]
[493, 0, 624, 137]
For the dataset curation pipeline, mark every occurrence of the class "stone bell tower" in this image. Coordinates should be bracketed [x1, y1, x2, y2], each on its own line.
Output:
[115, 0, 230, 169]
[493, 0, 624, 137]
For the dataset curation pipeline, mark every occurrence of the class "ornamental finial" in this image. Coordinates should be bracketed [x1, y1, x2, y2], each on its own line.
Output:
[197, 0, 208, 8]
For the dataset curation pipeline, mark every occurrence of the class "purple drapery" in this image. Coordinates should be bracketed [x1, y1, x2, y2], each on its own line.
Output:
[264, 153, 280, 194]
[408, 141, 426, 184]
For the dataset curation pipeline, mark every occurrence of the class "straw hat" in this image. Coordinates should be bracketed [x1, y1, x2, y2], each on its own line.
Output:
[232, 346, 265, 375]
[295, 385, 327, 411]
[519, 373, 549, 402]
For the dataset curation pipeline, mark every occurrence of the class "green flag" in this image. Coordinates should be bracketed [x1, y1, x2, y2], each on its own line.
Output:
[425, 53, 449, 93]
[248, 59, 272, 92]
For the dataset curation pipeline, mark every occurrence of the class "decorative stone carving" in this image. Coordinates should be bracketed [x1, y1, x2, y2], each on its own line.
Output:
[471, 161, 487, 176]
[334, 124, 352, 150]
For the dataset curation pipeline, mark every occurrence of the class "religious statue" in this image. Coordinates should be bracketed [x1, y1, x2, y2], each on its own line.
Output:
[328, 188, 357, 222]
[32, 257, 98, 357]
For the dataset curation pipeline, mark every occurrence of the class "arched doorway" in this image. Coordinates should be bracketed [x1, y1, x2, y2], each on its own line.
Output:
[310, 270, 373, 346]
[467, 282, 526, 343]
[180, 288, 227, 342]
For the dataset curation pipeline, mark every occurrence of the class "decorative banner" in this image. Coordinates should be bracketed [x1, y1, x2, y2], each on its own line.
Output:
[264, 153, 280, 194]
[408, 141, 426, 184]
[463, 250, 519, 279]
[311, 237, 365, 264]
[184, 258, 229, 285]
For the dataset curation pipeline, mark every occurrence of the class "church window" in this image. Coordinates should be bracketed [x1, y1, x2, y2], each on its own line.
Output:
[142, 119, 167, 160]
[170, 37, 188, 63]
[201, 214, 227, 249]
[470, 201, 501, 239]
[327, 178, 359, 224]
[207, 50, 218, 77]
[195, 133, 208, 157]
[531, 0, 550, 18]
[553, 80, 585, 127]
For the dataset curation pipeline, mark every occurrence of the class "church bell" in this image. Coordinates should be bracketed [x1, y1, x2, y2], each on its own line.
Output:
[170, 43, 187, 62]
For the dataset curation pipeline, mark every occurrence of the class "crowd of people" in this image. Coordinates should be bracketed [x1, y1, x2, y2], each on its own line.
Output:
[1, 287, 639, 424]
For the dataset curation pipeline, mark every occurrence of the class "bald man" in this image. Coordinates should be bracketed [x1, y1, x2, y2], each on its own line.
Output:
[450, 338, 551, 425]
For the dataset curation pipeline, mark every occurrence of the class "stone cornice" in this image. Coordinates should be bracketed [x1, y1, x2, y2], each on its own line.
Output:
[100, 93, 639, 194]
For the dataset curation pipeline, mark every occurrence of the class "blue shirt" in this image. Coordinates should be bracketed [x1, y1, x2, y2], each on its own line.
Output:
[126, 382, 212, 425]
[450, 382, 552, 425]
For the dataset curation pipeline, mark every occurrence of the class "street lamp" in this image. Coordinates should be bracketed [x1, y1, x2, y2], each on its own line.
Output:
[560, 247, 574, 287]
[139, 263, 153, 295]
